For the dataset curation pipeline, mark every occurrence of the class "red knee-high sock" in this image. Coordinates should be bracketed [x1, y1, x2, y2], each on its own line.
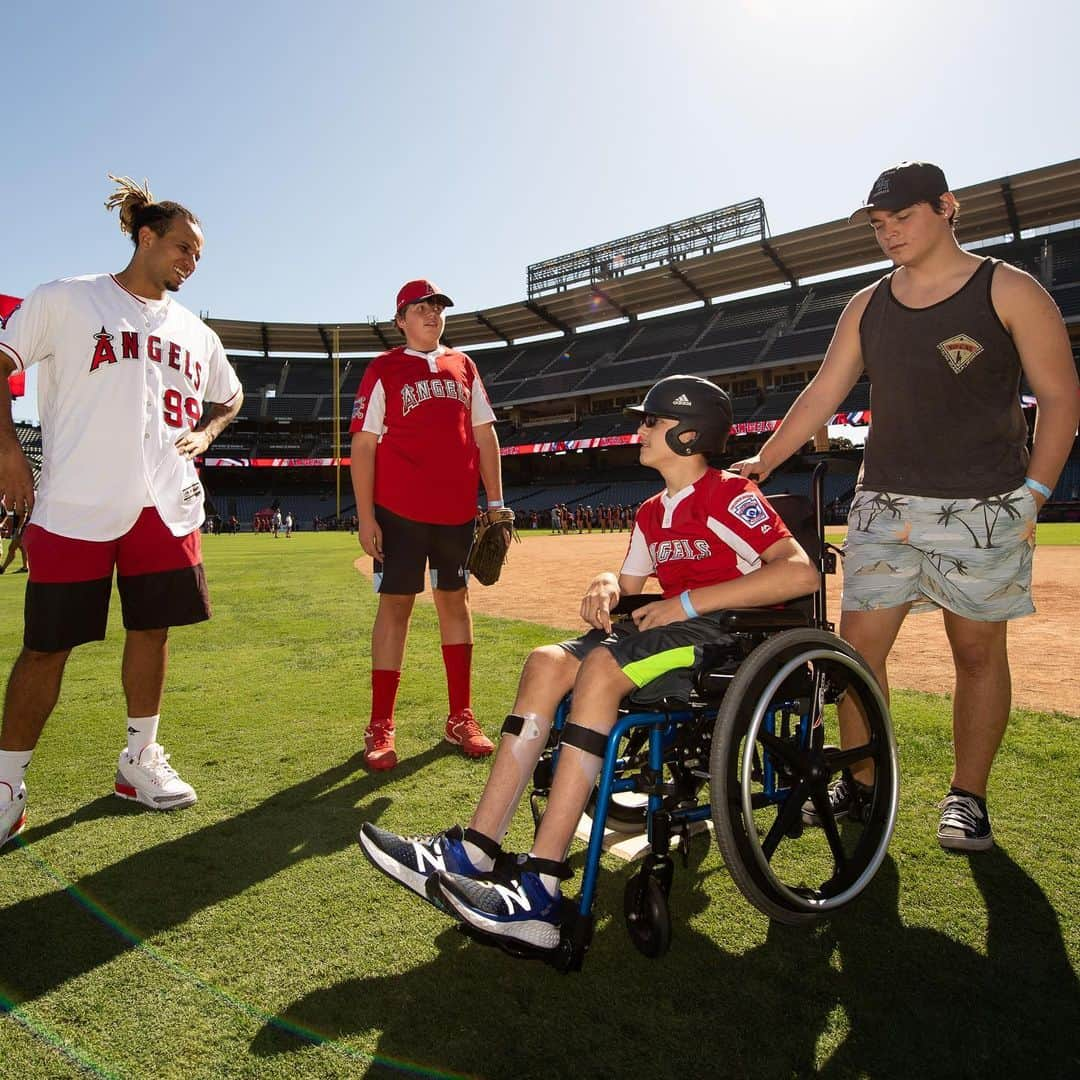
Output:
[370, 669, 401, 728]
[441, 643, 473, 716]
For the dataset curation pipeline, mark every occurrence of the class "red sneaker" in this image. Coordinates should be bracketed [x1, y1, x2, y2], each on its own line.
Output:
[364, 721, 398, 771]
[444, 709, 494, 758]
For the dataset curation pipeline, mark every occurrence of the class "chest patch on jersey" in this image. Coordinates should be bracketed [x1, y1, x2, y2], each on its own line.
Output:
[728, 492, 771, 530]
[937, 333, 984, 374]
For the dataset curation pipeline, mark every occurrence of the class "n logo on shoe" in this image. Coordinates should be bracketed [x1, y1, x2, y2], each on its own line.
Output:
[412, 840, 446, 874]
[493, 881, 532, 915]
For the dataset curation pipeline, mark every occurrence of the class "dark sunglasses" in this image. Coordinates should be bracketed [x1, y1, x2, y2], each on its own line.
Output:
[642, 413, 663, 428]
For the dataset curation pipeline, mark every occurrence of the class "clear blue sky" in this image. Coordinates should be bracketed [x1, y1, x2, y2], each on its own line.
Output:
[6, 0, 1079, 422]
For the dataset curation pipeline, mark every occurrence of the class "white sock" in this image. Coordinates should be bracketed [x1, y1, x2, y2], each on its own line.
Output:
[126, 715, 160, 759]
[0, 748, 32, 799]
[539, 873, 561, 897]
[461, 838, 496, 872]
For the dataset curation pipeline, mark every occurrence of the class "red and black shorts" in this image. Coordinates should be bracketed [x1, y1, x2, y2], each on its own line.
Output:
[373, 504, 474, 595]
[22, 507, 211, 653]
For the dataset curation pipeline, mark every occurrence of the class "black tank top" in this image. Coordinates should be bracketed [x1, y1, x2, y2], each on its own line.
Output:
[858, 257, 1028, 498]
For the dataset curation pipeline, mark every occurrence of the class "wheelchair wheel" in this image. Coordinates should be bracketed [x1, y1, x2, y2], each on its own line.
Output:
[623, 872, 671, 958]
[709, 628, 898, 926]
[586, 790, 648, 834]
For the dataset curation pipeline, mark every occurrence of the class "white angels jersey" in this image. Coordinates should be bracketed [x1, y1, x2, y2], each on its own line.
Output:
[0, 274, 242, 541]
[621, 469, 791, 597]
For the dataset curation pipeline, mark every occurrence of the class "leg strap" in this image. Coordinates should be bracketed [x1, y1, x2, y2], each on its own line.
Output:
[462, 826, 502, 861]
[559, 722, 608, 759]
[501, 713, 525, 736]
[513, 853, 573, 880]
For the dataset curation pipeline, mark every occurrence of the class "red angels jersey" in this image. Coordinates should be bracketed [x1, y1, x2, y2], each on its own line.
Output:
[349, 345, 496, 524]
[620, 469, 791, 597]
[0, 274, 241, 541]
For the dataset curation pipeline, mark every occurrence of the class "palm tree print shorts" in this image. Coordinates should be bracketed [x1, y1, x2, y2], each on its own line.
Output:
[841, 484, 1038, 620]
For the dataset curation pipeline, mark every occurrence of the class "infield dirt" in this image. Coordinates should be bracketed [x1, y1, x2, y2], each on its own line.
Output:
[356, 532, 1080, 716]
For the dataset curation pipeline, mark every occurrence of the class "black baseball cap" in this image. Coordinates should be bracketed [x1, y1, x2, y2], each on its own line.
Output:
[848, 161, 949, 223]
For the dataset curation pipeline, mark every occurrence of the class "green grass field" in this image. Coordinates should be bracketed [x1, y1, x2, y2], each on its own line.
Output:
[0, 532, 1077, 1079]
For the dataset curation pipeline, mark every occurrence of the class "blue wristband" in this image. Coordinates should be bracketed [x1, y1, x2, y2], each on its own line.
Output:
[487, 499, 504, 509]
[1024, 477, 1051, 499]
[679, 590, 699, 620]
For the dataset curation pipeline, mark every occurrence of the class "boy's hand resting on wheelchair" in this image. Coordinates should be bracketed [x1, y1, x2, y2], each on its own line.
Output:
[631, 596, 685, 631]
[580, 572, 621, 633]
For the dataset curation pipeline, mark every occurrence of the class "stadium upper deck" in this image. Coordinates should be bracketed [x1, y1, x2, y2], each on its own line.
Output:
[199, 158, 1080, 462]
[208, 158, 1080, 355]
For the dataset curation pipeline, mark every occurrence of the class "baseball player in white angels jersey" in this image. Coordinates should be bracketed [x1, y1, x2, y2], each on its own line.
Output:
[358, 377, 819, 953]
[350, 278, 504, 772]
[0, 175, 243, 849]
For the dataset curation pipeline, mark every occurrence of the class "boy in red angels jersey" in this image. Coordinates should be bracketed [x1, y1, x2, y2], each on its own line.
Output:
[0, 175, 243, 850]
[359, 375, 819, 953]
[350, 279, 505, 771]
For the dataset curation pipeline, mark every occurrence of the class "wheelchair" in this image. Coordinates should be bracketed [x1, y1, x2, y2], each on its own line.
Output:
[469, 462, 899, 973]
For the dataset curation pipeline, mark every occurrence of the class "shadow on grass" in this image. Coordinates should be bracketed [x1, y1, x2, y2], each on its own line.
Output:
[0, 746, 443, 1008]
[252, 845, 1078, 1080]
[819, 847, 1079, 1078]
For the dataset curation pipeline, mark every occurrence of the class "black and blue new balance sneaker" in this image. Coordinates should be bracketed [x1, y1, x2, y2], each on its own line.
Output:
[358, 822, 500, 905]
[430, 855, 569, 951]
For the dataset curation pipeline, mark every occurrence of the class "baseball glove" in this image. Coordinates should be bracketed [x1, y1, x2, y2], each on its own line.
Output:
[468, 508, 519, 586]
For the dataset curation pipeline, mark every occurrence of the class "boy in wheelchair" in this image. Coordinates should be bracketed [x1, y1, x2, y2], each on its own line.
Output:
[359, 375, 820, 954]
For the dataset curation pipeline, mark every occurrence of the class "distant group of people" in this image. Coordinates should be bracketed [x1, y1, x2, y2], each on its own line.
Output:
[549, 503, 634, 534]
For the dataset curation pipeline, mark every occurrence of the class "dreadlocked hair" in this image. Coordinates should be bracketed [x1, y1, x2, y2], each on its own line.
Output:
[104, 174, 199, 247]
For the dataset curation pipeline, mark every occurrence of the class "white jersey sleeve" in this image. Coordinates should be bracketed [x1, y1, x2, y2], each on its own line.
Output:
[201, 329, 242, 405]
[620, 522, 655, 578]
[469, 360, 496, 426]
[0, 284, 56, 372]
[359, 378, 387, 436]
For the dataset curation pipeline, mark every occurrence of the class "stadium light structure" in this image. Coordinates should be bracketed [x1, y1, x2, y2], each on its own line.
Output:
[527, 198, 769, 298]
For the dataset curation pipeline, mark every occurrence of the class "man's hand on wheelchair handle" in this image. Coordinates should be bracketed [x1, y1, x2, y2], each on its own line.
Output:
[631, 596, 685, 631]
[581, 572, 621, 633]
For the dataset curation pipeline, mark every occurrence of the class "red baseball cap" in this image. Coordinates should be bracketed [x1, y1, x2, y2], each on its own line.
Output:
[395, 279, 454, 313]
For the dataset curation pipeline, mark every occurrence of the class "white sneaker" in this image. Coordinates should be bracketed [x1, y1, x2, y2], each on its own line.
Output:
[1, 781, 27, 850]
[115, 743, 197, 810]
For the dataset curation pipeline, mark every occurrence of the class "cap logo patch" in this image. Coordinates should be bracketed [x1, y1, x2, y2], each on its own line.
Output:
[937, 333, 984, 374]
[672, 393, 692, 406]
[871, 176, 891, 198]
[729, 491, 770, 529]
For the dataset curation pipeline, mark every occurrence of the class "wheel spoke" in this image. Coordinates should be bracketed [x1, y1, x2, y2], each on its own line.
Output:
[825, 740, 876, 771]
[809, 788, 848, 872]
[758, 728, 804, 770]
[761, 779, 810, 860]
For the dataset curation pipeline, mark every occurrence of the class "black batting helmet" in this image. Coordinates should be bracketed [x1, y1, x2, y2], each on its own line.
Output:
[624, 375, 734, 457]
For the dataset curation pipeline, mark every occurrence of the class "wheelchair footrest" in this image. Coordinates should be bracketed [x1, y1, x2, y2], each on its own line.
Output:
[453, 902, 594, 974]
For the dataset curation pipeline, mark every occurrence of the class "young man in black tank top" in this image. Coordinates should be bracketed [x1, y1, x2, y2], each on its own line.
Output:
[733, 161, 1078, 852]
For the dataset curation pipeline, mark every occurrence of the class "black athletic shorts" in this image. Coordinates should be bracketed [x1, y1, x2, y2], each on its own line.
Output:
[21, 508, 211, 653]
[559, 611, 738, 704]
[373, 505, 474, 595]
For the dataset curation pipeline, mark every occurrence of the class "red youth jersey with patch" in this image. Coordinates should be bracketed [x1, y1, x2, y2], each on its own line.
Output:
[349, 345, 496, 524]
[620, 469, 790, 596]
